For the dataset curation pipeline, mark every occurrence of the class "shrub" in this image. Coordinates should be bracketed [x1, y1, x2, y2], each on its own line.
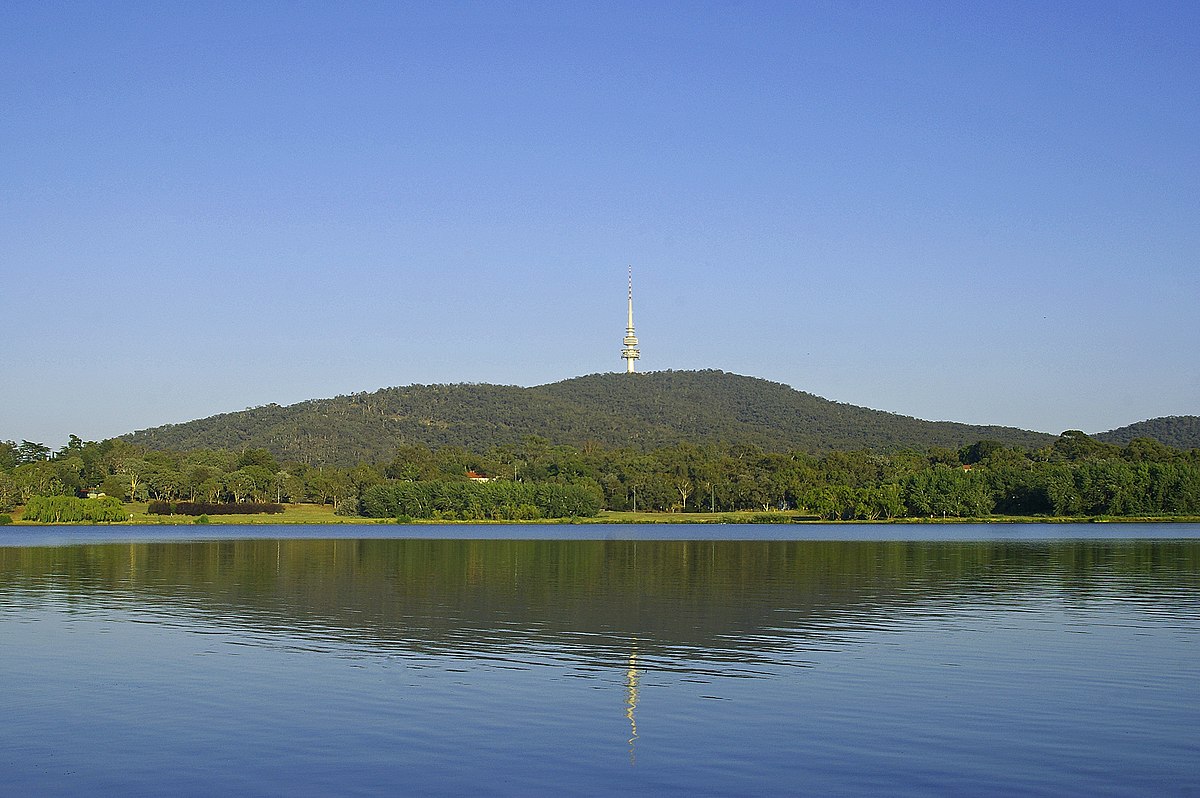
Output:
[360, 480, 600, 520]
[748, 513, 795, 524]
[0, 514, 12, 525]
[23, 495, 126, 523]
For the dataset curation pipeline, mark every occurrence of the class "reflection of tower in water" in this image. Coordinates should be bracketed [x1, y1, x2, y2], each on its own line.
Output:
[626, 647, 639, 765]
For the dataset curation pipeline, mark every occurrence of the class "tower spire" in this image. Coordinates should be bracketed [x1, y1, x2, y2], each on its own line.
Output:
[622, 266, 640, 373]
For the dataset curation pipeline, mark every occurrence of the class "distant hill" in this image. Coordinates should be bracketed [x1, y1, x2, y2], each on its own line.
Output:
[1095, 416, 1200, 449]
[121, 370, 1057, 465]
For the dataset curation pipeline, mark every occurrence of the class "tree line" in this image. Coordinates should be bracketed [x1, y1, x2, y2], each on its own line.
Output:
[2, 430, 1199, 520]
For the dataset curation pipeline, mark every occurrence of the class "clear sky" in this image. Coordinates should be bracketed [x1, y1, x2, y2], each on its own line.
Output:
[3, 1, 1198, 447]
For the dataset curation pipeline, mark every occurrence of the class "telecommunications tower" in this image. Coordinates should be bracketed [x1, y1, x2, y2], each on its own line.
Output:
[621, 267, 640, 373]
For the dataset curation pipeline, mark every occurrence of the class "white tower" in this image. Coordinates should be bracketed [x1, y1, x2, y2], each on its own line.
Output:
[622, 267, 640, 373]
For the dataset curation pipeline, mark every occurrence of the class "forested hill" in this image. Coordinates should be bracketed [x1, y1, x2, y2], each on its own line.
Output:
[121, 370, 1057, 466]
[1095, 416, 1200, 449]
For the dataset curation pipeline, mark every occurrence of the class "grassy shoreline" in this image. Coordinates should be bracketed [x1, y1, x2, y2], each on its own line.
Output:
[3, 502, 1199, 526]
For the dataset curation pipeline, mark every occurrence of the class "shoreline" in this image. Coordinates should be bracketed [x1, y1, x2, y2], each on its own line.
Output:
[4, 503, 1199, 527]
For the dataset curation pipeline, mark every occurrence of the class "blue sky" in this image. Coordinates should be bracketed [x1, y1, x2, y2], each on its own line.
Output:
[3, 1, 1197, 447]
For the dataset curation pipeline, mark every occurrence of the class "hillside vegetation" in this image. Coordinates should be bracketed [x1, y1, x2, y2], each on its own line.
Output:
[121, 370, 1057, 465]
[1096, 416, 1200, 449]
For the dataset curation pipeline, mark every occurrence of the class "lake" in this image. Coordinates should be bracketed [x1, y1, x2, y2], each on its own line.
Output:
[3, 524, 1199, 796]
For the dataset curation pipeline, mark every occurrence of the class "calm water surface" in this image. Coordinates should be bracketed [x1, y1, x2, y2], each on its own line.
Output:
[2, 524, 1199, 796]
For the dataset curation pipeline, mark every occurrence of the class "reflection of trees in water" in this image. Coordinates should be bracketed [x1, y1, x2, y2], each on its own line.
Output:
[1, 539, 1197, 657]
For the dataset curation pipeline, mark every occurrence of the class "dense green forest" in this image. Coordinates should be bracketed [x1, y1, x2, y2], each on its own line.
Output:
[119, 371, 1062, 466]
[1095, 416, 1200, 449]
[3, 428, 1198, 521]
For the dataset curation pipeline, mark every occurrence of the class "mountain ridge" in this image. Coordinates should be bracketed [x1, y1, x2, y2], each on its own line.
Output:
[1094, 415, 1200, 449]
[120, 370, 1196, 465]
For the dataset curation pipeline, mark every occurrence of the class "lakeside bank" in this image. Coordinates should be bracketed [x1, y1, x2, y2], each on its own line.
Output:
[3, 502, 1199, 526]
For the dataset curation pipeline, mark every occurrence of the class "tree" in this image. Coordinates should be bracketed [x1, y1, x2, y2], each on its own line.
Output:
[927, 447, 960, 467]
[0, 441, 16, 470]
[279, 472, 306, 504]
[860, 484, 904, 520]
[1051, 431, 1118, 462]
[56, 434, 86, 459]
[0, 472, 20, 511]
[385, 445, 436, 481]
[985, 461, 1051, 515]
[307, 468, 355, 511]
[53, 455, 85, 496]
[226, 471, 256, 503]
[235, 465, 275, 502]
[903, 466, 993, 518]
[674, 478, 694, 512]
[1045, 465, 1083, 516]
[237, 447, 279, 473]
[801, 485, 841, 520]
[1075, 460, 1136, 515]
[116, 459, 150, 502]
[16, 440, 51, 464]
[198, 476, 225, 503]
[101, 474, 131, 500]
[959, 440, 1006, 465]
[1122, 437, 1173, 463]
[328, 470, 358, 515]
[183, 465, 222, 501]
[350, 464, 385, 494]
[145, 467, 183, 501]
[13, 461, 66, 500]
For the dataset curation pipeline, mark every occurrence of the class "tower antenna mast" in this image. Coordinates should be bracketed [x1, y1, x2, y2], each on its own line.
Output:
[621, 266, 640, 373]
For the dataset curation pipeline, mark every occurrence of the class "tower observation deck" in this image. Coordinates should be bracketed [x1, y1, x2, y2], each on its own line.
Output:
[622, 267, 640, 373]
